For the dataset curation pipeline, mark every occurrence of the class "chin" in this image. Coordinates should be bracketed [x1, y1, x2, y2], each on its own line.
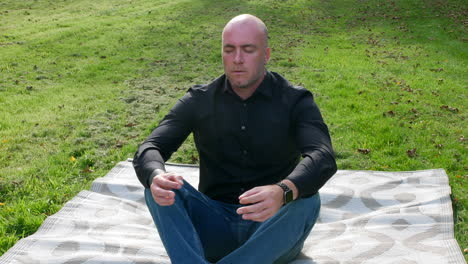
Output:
[233, 83, 248, 89]
[237, 85, 250, 89]
[228, 78, 247, 88]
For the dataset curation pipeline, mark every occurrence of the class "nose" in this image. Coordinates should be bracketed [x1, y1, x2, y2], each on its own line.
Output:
[234, 50, 244, 64]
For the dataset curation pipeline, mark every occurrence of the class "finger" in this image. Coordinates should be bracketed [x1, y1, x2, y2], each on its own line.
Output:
[151, 187, 176, 206]
[237, 202, 266, 215]
[242, 208, 271, 222]
[155, 189, 175, 199]
[239, 190, 266, 205]
[238, 187, 260, 200]
[154, 174, 184, 190]
[156, 197, 175, 206]
[166, 174, 184, 186]
[151, 184, 175, 199]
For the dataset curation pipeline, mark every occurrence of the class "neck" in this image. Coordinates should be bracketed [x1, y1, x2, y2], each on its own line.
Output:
[232, 86, 257, 100]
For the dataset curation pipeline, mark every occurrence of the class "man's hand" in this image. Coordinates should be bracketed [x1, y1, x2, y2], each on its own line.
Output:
[150, 172, 184, 206]
[236, 185, 284, 222]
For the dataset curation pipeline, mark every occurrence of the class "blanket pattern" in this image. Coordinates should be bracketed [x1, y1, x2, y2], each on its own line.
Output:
[0, 160, 465, 263]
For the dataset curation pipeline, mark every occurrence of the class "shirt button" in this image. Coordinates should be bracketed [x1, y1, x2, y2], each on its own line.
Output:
[240, 188, 245, 192]
[243, 103, 247, 107]
[242, 150, 248, 155]
[241, 125, 246, 130]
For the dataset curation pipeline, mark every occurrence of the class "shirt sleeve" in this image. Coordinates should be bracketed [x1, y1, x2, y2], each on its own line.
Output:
[133, 90, 196, 188]
[286, 91, 337, 198]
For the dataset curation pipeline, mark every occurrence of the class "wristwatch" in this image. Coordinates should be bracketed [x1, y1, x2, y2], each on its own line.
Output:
[276, 182, 293, 205]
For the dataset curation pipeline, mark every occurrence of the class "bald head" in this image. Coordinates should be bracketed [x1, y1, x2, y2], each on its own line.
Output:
[222, 14, 269, 48]
[221, 14, 271, 98]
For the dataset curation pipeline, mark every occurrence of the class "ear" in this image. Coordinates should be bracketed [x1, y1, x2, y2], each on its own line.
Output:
[264, 47, 271, 64]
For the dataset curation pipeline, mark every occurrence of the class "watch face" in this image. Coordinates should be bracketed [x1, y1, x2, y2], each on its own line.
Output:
[284, 190, 293, 204]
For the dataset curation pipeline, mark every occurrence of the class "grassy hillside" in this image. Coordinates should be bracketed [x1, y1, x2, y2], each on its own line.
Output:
[0, 0, 466, 257]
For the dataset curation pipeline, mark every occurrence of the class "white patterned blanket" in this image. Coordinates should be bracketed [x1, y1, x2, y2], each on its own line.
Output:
[0, 160, 465, 263]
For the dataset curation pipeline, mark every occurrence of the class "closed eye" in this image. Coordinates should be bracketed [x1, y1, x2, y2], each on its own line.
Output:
[223, 45, 235, 53]
[243, 45, 256, 53]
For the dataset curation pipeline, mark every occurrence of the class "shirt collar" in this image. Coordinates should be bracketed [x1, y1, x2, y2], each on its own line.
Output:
[223, 71, 273, 99]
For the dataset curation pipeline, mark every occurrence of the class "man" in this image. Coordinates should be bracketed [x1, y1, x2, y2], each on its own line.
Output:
[133, 14, 337, 263]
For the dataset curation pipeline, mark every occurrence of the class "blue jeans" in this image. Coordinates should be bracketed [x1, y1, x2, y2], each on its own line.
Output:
[144, 181, 320, 264]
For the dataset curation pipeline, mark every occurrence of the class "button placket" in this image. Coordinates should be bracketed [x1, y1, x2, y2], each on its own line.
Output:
[241, 102, 248, 132]
[239, 101, 249, 169]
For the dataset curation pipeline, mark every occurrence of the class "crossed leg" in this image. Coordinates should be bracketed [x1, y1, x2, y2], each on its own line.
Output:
[145, 181, 320, 264]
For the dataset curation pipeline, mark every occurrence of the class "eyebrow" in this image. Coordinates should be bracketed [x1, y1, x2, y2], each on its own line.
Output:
[223, 43, 257, 49]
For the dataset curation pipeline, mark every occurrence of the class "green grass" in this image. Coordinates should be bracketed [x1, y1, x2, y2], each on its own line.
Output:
[0, 0, 466, 258]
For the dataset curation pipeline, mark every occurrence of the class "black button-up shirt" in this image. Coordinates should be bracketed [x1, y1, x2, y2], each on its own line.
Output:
[133, 71, 337, 204]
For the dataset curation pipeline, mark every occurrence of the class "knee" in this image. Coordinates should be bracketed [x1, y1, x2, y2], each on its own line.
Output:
[298, 192, 320, 208]
[285, 193, 321, 222]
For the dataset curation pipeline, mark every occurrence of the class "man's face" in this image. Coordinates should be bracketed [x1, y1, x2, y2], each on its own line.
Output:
[222, 22, 270, 91]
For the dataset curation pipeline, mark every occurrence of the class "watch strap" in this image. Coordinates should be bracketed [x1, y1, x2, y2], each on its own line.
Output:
[276, 182, 290, 193]
[276, 182, 293, 204]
